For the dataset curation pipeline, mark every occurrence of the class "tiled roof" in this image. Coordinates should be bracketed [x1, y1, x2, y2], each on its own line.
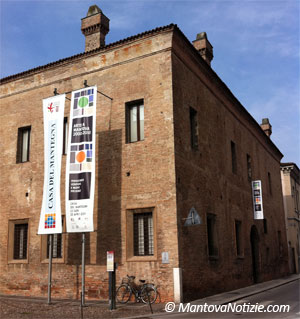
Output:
[0, 24, 176, 84]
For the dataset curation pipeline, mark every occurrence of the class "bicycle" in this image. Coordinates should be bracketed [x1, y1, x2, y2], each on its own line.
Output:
[116, 275, 157, 304]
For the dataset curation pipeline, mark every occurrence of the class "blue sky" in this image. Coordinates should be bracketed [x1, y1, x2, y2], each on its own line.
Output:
[1, 0, 299, 164]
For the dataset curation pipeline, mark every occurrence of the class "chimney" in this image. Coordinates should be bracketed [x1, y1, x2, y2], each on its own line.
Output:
[260, 118, 272, 137]
[81, 5, 110, 52]
[192, 32, 213, 66]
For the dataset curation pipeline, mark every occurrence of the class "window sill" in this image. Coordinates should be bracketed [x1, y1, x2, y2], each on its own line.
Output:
[41, 258, 65, 264]
[8, 259, 29, 264]
[127, 255, 157, 262]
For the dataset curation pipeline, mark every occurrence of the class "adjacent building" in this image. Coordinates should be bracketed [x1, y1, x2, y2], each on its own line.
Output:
[0, 5, 289, 302]
[281, 163, 300, 274]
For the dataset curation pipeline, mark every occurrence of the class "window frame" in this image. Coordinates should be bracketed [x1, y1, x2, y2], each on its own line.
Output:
[246, 154, 252, 181]
[206, 213, 218, 257]
[268, 172, 272, 196]
[62, 117, 68, 155]
[189, 107, 198, 150]
[234, 220, 243, 257]
[126, 207, 157, 261]
[16, 126, 31, 163]
[41, 216, 65, 263]
[125, 99, 144, 143]
[231, 141, 237, 174]
[8, 219, 29, 264]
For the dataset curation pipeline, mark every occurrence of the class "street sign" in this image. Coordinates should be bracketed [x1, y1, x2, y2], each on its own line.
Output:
[252, 180, 264, 220]
[107, 251, 114, 272]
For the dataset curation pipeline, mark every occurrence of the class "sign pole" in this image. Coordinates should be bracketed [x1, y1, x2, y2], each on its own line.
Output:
[81, 232, 86, 307]
[47, 234, 53, 304]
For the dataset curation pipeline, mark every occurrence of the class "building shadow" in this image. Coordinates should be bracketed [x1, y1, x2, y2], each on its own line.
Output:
[96, 129, 122, 265]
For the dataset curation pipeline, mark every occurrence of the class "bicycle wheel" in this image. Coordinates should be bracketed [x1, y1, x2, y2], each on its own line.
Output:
[141, 284, 157, 304]
[116, 284, 131, 303]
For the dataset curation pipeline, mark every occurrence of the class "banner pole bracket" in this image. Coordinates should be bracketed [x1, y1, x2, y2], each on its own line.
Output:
[83, 80, 113, 101]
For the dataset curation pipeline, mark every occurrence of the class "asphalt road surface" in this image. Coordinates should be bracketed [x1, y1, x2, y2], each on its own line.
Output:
[155, 280, 300, 319]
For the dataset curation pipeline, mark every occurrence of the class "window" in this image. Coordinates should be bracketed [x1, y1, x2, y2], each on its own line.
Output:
[126, 207, 156, 260]
[13, 224, 28, 259]
[263, 219, 268, 234]
[62, 117, 68, 155]
[247, 154, 252, 181]
[126, 100, 144, 143]
[207, 214, 218, 256]
[17, 126, 31, 163]
[133, 212, 154, 256]
[41, 217, 64, 261]
[190, 107, 198, 149]
[235, 220, 243, 256]
[231, 141, 237, 174]
[268, 172, 272, 195]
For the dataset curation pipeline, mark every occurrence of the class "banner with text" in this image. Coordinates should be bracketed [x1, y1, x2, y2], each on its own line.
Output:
[66, 86, 97, 232]
[252, 180, 264, 220]
[38, 94, 65, 234]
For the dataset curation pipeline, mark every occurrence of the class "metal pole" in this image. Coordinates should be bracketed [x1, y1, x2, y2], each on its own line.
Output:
[47, 234, 53, 304]
[81, 233, 85, 307]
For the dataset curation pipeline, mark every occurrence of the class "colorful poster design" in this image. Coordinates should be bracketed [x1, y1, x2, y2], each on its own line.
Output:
[66, 86, 97, 232]
[252, 180, 264, 220]
[38, 94, 65, 234]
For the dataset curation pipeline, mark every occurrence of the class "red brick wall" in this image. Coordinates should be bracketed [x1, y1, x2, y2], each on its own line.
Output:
[171, 30, 289, 301]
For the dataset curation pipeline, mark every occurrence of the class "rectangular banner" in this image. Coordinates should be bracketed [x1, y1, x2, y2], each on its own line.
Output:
[38, 94, 65, 234]
[66, 86, 97, 232]
[252, 180, 264, 220]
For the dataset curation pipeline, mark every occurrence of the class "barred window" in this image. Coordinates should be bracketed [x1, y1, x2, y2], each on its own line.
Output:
[47, 233, 63, 259]
[13, 224, 28, 260]
[46, 217, 64, 259]
[133, 212, 153, 256]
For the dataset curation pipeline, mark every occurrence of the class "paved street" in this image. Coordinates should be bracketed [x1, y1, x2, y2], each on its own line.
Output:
[149, 280, 299, 319]
[0, 276, 299, 319]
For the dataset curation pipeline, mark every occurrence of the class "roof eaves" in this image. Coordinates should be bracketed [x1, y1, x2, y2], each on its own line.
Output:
[172, 26, 283, 159]
[0, 23, 176, 84]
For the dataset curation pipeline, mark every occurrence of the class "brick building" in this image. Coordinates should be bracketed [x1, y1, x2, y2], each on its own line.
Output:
[0, 5, 289, 302]
[281, 163, 300, 274]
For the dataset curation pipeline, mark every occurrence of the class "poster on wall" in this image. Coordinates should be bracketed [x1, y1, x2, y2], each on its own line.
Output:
[66, 86, 97, 232]
[38, 94, 65, 234]
[252, 180, 264, 220]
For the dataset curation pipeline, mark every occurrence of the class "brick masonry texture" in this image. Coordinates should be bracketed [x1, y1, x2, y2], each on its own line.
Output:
[0, 24, 288, 303]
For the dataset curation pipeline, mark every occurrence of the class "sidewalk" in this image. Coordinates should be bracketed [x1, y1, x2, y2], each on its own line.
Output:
[126, 274, 299, 318]
[0, 274, 299, 319]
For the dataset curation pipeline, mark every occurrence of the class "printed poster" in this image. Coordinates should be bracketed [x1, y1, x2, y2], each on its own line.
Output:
[252, 180, 264, 220]
[66, 86, 97, 232]
[38, 94, 65, 234]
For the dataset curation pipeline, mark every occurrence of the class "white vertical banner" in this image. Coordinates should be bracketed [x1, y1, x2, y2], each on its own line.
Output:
[38, 94, 65, 234]
[252, 180, 264, 220]
[66, 86, 97, 232]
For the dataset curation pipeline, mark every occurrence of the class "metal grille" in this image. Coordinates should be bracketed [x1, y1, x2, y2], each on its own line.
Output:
[133, 212, 154, 256]
[47, 233, 62, 258]
[13, 224, 28, 259]
[47, 218, 63, 258]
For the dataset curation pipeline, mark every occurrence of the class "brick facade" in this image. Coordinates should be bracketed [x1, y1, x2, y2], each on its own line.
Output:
[0, 12, 288, 303]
